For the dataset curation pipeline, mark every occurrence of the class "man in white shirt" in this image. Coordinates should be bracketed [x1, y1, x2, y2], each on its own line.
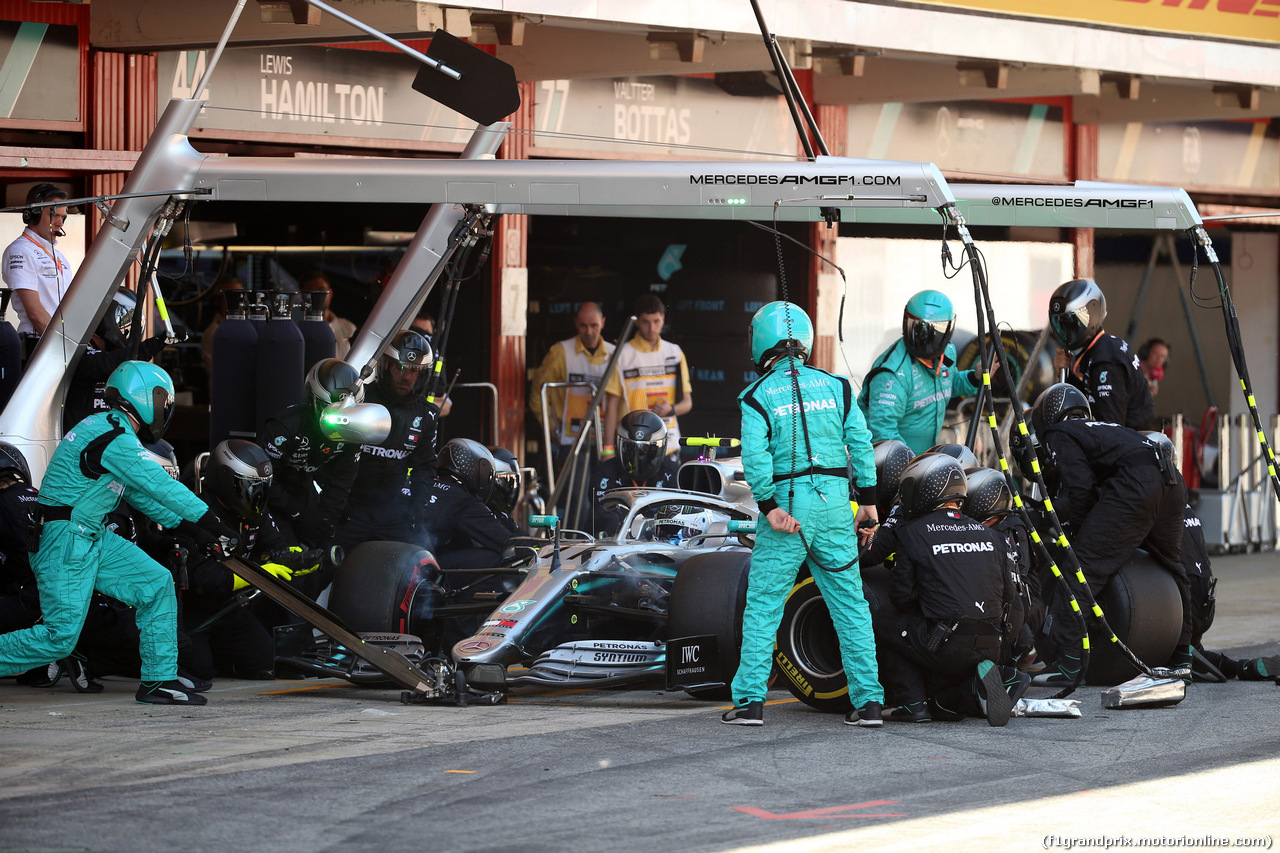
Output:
[4, 183, 73, 337]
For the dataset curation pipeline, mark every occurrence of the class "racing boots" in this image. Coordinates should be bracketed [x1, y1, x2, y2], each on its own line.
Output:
[721, 700, 764, 726]
[1030, 652, 1082, 687]
[883, 702, 930, 723]
[845, 701, 883, 728]
[973, 661, 1015, 727]
[136, 680, 208, 706]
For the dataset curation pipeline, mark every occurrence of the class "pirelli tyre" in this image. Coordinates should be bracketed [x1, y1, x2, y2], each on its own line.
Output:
[1084, 551, 1184, 685]
[773, 567, 868, 713]
[328, 540, 442, 639]
[667, 550, 752, 700]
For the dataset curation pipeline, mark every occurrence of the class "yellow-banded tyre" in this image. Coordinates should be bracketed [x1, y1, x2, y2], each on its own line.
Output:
[773, 570, 853, 713]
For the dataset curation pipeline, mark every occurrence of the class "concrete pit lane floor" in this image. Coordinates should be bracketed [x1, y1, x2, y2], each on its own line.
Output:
[1, 551, 1278, 853]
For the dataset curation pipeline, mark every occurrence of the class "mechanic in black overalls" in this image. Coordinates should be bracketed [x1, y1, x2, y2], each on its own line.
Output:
[334, 331, 439, 552]
[863, 453, 1028, 726]
[420, 438, 519, 571]
[588, 410, 679, 538]
[259, 358, 363, 553]
[1031, 383, 1188, 687]
[62, 288, 169, 432]
[962, 467, 1040, 670]
[1047, 279, 1155, 429]
[1133, 431, 1280, 683]
[171, 440, 298, 680]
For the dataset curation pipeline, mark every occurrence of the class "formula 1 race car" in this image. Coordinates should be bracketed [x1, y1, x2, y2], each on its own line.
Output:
[277, 456, 761, 701]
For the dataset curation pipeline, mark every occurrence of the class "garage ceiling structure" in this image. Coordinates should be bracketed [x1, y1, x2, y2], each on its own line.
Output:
[86, 0, 1280, 125]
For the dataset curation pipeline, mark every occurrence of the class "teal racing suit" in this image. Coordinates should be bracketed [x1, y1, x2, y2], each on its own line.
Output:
[0, 411, 208, 681]
[857, 340, 979, 454]
[733, 357, 883, 709]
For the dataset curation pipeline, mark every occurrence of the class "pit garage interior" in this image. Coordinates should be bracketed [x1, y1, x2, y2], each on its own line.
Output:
[0, 0, 1276, 545]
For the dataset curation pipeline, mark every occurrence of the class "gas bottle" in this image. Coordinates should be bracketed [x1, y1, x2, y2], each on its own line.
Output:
[298, 290, 336, 374]
[209, 289, 259, 449]
[254, 291, 305, 433]
[247, 291, 270, 332]
[0, 290, 21, 414]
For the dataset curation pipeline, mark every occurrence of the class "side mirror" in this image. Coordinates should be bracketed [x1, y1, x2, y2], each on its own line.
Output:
[727, 520, 756, 534]
[528, 514, 560, 530]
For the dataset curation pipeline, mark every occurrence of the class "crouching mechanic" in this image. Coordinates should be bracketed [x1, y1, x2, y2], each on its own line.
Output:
[863, 454, 1028, 726]
[1031, 383, 1188, 686]
[0, 362, 239, 705]
[722, 301, 884, 728]
[588, 410, 680, 537]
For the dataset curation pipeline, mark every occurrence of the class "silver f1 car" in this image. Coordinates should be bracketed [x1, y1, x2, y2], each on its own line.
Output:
[282, 457, 760, 701]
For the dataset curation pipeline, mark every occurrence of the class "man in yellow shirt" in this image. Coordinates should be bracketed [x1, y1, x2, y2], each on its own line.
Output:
[601, 295, 693, 458]
[530, 302, 614, 462]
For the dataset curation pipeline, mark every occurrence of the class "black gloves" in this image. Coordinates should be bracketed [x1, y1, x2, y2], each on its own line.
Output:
[139, 335, 168, 361]
[177, 510, 240, 558]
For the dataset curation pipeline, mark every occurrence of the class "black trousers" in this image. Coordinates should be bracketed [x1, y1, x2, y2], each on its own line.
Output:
[874, 612, 995, 714]
[1045, 465, 1189, 658]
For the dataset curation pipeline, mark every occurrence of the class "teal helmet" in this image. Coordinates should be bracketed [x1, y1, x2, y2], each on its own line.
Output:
[749, 301, 814, 371]
[903, 290, 956, 360]
[104, 360, 176, 443]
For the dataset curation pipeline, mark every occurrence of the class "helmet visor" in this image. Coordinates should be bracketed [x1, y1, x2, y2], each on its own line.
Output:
[1050, 306, 1092, 350]
[619, 436, 666, 479]
[905, 316, 954, 359]
[238, 474, 272, 519]
[491, 470, 520, 513]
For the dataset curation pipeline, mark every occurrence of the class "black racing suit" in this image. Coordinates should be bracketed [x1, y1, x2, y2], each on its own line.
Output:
[334, 384, 438, 552]
[420, 475, 519, 570]
[587, 455, 680, 538]
[1065, 333, 1155, 429]
[1040, 418, 1188, 661]
[869, 507, 1011, 714]
[0, 479, 39, 634]
[259, 404, 361, 549]
[169, 494, 293, 679]
[1180, 502, 1216, 648]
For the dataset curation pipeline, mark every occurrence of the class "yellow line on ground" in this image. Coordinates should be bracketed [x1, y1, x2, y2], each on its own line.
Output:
[260, 683, 353, 695]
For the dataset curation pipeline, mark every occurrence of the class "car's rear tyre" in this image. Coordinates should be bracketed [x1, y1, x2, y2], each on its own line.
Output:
[1084, 551, 1183, 685]
[668, 550, 752, 700]
[328, 540, 440, 635]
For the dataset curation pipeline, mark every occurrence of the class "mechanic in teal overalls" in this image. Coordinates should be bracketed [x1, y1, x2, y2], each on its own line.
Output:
[0, 361, 238, 705]
[858, 290, 980, 454]
[722, 302, 885, 727]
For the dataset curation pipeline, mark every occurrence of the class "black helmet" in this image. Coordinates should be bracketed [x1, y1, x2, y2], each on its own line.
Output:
[96, 289, 137, 351]
[897, 453, 968, 517]
[1032, 383, 1091, 434]
[873, 439, 913, 514]
[142, 439, 180, 481]
[439, 438, 497, 502]
[305, 358, 364, 420]
[377, 330, 434, 400]
[617, 410, 667, 481]
[962, 467, 1012, 522]
[1047, 279, 1107, 352]
[927, 443, 979, 470]
[487, 445, 520, 514]
[208, 439, 273, 521]
[0, 442, 30, 482]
